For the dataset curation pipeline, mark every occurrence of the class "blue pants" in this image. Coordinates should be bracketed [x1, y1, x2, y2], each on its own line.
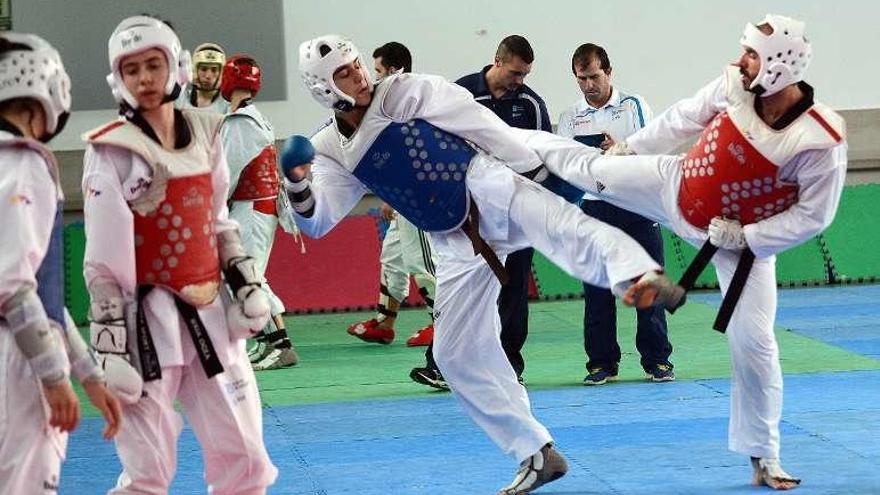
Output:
[498, 247, 533, 377]
[581, 200, 672, 372]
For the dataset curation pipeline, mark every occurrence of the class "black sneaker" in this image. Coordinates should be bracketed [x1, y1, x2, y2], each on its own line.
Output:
[583, 366, 619, 386]
[645, 363, 675, 382]
[409, 367, 449, 391]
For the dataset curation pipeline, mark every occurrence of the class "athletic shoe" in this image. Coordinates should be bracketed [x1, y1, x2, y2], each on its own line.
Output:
[248, 341, 272, 364]
[347, 318, 395, 344]
[253, 345, 299, 371]
[583, 366, 619, 386]
[645, 363, 675, 382]
[497, 443, 569, 495]
[409, 367, 449, 391]
[405, 324, 434, 347]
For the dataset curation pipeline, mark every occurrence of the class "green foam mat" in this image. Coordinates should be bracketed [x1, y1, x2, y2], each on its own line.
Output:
[64, 223, 89, 325]
[822, 184, 880, 283]
[775, 236, 830, 285]
[531, 250, 584, 299]
[74, 295, 879, 417]
[670, 235, 720, 289]
[660, 227, 685, 281]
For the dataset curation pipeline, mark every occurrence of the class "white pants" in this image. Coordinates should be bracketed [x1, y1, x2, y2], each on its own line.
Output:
[430, 156, 662, 462]
[229, 201, 285, 316]
[0, 329, 67, 494]
[379, 214, 436, 304]
[110, 324, 277, 494]
[537, 138, 784, 458]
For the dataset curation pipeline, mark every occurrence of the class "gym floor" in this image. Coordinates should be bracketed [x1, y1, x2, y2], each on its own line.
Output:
[62, 285, 880, 494]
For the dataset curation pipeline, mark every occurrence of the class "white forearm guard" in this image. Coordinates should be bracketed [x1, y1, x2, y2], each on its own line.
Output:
[88, 282, 128, 355]
[3, 289, 69, 385]
[217, 230, 270, 338]
[88, 282, 143, 404]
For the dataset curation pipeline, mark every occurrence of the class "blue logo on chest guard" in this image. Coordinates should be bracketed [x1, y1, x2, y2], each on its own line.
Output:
[354, 119, 475, 232]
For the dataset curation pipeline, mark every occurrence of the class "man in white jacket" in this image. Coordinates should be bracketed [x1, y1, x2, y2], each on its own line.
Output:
[283, 34, 685, 494]
[526, 14, 844, 490]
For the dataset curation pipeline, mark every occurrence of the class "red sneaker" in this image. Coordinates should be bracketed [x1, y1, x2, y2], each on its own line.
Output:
[405, 324, 434, 347]
[347, 318, 395, 344]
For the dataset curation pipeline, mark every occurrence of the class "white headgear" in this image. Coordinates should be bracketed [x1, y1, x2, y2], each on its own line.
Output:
[299, 34, 371, 111]
[106, 16, 192, 109]
[0, 32, 71, 141]
[741, 14, 812, 97]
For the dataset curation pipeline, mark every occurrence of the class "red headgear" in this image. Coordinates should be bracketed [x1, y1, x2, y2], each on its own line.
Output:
[220, 54, 262, 101]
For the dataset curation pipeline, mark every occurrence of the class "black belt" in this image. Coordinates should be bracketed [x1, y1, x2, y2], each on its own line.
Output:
[461, 199, 509, 285]
[676, 240, 755, 333]
[135, 285, 225, 381]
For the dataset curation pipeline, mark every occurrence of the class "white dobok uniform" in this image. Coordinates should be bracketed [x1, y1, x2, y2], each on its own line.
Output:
[293, 73, 663, 462]
[379, 213, 437, 308]
[221, 102, 295, 317]
[176, 84, 230, 115]
[526, 66, 847, 459]
[0, 132, 68, 494]
[82, 110, 277, 494]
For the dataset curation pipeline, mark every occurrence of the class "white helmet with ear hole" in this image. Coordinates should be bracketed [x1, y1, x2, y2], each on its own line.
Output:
[0, 32, 72, 142]
[299, 34, 371, 112]
[106, 15, 192, 109]
[741, 14, 812, 97]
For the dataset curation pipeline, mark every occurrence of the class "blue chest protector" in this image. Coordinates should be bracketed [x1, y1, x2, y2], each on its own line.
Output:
[35, 204, 65, 326]
[353, 120, 475, 232]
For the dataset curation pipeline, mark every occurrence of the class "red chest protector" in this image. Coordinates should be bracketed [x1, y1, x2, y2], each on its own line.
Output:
[230, 145, 280, 202]
[676, 66, 844, 230]
[133, 173, 220, 305]
[86, 110, 225, 307]
[678, 112, 798, 229]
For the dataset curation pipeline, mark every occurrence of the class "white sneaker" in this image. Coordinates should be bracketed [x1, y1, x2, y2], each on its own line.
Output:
[248, 341, 271, 363]
[252, 346, 299, 371]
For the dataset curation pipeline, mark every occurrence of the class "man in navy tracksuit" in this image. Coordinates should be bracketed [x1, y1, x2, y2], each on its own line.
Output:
[409, 35, 551, 389]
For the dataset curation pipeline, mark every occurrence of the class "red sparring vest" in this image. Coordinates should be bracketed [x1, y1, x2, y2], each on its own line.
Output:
[230, 145, 280, 215]
[677, 66, 844, 230]
[132, 173, 220, 303]
[85, 110, 225, 307]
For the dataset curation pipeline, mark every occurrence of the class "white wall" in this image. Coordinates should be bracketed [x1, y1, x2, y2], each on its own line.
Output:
[51, 0, 880, 150]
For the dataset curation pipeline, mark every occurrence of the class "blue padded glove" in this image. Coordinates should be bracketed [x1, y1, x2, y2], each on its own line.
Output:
[280, 135, 315, 180]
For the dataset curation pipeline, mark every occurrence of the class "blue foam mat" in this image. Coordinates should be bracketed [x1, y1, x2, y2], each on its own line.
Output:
[61, 285, 880, 494]
[61, 369, 880, 494]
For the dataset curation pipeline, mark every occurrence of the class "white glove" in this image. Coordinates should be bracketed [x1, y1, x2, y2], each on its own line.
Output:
[708, 217, 748, 250]
[89, 318, 143, 405]
[226, 285, 270, 339]
[100, 353, 143, 404]
[604, 141, 635, 156]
